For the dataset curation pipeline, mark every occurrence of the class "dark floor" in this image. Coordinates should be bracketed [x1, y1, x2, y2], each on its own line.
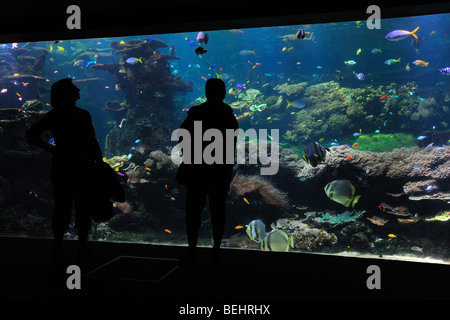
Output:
[1, 236, 450, 307]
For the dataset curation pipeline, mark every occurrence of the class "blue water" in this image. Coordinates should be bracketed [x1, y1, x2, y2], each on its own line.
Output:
[1, 12, 449, 261]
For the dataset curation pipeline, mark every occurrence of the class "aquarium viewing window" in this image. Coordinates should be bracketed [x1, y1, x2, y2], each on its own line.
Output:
[0, 9, 449, 265]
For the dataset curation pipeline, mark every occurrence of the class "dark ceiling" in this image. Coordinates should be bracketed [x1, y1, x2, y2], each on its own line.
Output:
[0, 1, 449, 43]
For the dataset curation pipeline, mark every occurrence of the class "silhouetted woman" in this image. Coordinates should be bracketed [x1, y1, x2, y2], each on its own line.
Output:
[25, 78, 103, 262]
[176, 78, 238, 266]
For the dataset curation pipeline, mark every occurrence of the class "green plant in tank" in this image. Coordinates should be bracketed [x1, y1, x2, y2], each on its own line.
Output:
[353, 133, 417, 152]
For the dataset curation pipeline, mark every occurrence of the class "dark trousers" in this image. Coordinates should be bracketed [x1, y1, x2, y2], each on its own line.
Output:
[51, 166, 92, 249]
[186, 182, 229, 252]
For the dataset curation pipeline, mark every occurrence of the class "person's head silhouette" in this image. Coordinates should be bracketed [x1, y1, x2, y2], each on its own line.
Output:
[205, 78, 226, 102]
[50, 78, 80, 109]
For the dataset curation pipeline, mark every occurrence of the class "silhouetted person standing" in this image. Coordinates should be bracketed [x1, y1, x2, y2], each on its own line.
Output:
[25, 78, 103, 262]
[176, 78, 238, 266]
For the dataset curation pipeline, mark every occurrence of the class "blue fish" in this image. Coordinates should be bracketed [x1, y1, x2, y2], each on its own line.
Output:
[126, 57, 142, 64]
[239, 49, 255, 56]
[286, 99, 305, 109]
[354, 72, 365, 80]
[385, 27, 419, 41]
[417, 135, 427, 140]
[353, 133, 362, 137]
[439, 67, 450, 75]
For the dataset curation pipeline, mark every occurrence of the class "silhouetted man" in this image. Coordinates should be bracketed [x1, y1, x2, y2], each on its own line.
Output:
[25, 78, 103, 262]
[176, 78, 238, 266]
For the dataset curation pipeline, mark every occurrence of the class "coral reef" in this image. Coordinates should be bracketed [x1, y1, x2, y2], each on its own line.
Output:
[294, 145, 450, 202]
[230, 173, 289, 207]
[273, 82, 307, 96]
[283, 80, 436, 142]
[272, 218, 337, 250]
[93, 38, 193, 156]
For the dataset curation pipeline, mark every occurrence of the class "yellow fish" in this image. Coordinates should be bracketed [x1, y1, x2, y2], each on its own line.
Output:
[405, 62, 410, 71]
[356, 48, 361, 55]
[243, 198, 250, 205]
[388, 234, 397, 238]
[57, 46, 64, 52]
[413, 60, 429, 67]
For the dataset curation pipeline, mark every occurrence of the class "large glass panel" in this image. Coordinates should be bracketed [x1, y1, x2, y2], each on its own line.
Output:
[1, 12, 449, 264]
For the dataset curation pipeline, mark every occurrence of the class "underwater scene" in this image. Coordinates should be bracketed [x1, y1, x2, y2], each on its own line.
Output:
[0, 12, 449, 264]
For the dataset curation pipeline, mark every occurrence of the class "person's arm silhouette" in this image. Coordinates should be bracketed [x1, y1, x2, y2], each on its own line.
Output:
[25, 112, 56, 154]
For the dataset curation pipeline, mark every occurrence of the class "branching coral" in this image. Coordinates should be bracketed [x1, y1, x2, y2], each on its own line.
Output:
[230, 173, 289, 207]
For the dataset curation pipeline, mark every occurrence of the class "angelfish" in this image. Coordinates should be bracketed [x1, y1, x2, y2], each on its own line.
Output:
[324, 180, 361, 208]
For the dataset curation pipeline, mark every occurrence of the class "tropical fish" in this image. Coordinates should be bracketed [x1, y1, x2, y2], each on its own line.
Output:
[118, 118, 127, 128]
[260, 230, 291, 252]
[354, 72, 365, 80]
[371, 48, 382, 54]
[411, 246, 423, 253]
[356, 48, 361, 55]
[196, 31, 209, 45]
[439, 67, 450, 75]
[344, 60, 356, 65]
[194, 47, 207, 55]
[353, 132, 362, 137]
[234, 225, 245, 230]
[387, 234, 397, 238]
[239, 49, 255, 56]
[246, 219, 266, 243]
[384, 58, 401, 65]
[74, 59, 88, 67]
[324, 180, 361, 208]
[0, 89, 7, 94]
[413, 60, 429, 67]
[185, 37, 196, 46]
[296, 29, 306, 39]
[405, 63, 410, 71]
[126, 57, 142, 64]
[385, 27, 419, 41]
[164, 229, 172, 234]
[286, 99, 305, 109]
[346, 155, 352, 161]
[243, 197, 250, 205]
[379, 94, 388, 102]
[352, 143, 359, 147]
[302, 141, 330, 167]
[417, 135, 427, 140]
